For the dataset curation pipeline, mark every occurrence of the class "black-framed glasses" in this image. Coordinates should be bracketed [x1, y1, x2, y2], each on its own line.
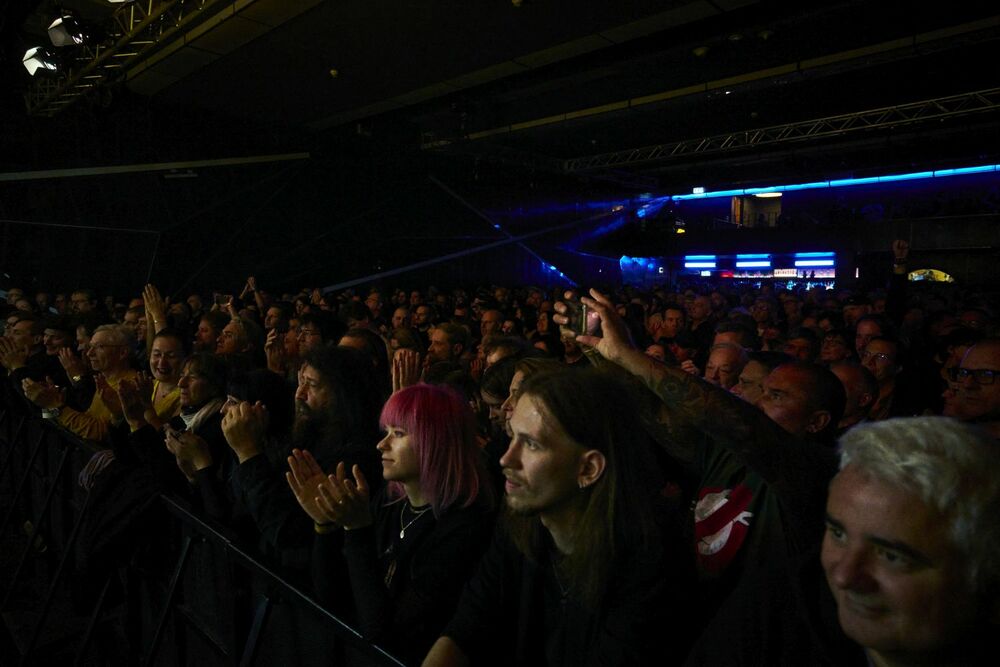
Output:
[947, 367, 998, 385]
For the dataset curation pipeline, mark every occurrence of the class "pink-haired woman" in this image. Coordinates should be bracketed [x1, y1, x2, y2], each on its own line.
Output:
[287, 383, 496, 664]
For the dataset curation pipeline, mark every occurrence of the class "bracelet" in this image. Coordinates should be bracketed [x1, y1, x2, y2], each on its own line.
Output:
[314, 522, 337, 534]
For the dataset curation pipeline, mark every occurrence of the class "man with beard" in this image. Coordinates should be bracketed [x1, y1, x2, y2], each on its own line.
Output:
[223, 345, 381, 564]
[424, 369, 695, 666]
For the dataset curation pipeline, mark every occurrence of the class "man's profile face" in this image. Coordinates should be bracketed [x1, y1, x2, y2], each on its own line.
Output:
[732, 360, 768, 404]
[821, 464, 978, 662]
[500, 394, 585, 516]
[756, 365, 817, 436]
[427, 328, 454, 364]
[264, 307, 284, 330]
[9, 320, 37, 349]
[216, 321, 243, 355]
[87, 331, 125, 373]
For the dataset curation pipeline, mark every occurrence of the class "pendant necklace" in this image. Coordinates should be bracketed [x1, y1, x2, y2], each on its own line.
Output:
[399, 499, 431, 539]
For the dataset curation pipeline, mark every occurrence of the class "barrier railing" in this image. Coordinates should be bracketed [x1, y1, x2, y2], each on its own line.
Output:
[0, 381, 405, 666]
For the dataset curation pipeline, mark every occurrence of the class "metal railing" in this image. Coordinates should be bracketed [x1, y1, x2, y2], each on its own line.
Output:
[0, 381, 404, 666]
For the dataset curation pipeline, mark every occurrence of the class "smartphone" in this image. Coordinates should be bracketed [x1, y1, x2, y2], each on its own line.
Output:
[167, 415, 187, 436]
[558, 301, 589, 338]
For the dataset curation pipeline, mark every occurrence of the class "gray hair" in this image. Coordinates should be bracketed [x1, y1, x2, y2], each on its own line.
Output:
[93, 323, 135, 349]
[838, 416, 1000, 592]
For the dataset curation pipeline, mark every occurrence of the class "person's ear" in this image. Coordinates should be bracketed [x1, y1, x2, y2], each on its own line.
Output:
[577, 450, 606, 489]
[805, 410, 832, 434]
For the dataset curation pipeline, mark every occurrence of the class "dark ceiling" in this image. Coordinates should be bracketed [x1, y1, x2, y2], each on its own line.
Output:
[4, 0, 998, 186]
[1, 0, 999, 294]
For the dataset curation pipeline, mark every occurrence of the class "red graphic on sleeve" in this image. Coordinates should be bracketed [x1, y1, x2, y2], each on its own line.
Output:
[693, 484, 754, 575]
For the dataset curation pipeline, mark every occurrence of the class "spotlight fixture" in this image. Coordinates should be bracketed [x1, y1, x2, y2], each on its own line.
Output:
[48, 15, 86, 47]
[23, 47, 59, 76]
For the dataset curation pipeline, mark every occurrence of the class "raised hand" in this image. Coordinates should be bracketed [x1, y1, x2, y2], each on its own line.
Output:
[116, 378, 148, 427]
[314, 462, 373, 531]
[22, 377, 65, 409]
[0, 337, 28, 371]
[58, 347, 87, 378]
[392, 348, 422, 393]
[95, 374, 125, 419]
[144, 284, 168, 333]
[264, 328, 285, 373]
[892, 239, 909, 262]
[285, 449, 337, 525]
[554, 288, 635, 364]
[221, 400, 267, 463]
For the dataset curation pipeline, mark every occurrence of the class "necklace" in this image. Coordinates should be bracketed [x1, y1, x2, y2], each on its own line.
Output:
[398, 500, 431, 539]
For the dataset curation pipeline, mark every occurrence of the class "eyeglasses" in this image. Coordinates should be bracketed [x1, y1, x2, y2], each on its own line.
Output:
[860, 350, 893, 364]
[947, 367, 998, 385]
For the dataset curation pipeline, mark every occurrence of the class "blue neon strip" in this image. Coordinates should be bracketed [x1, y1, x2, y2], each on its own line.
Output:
[736, 261, 771, 268]
[736, 254, 770, 259]
[794, 252, 835, 258]
[830, 177, 879, 187]
[685, 255, 716, 261]
[685, 262, 717, 269]
[878, 171, 933, 182]
[665, 164, 998, 201]
[795, 260, 835, 267]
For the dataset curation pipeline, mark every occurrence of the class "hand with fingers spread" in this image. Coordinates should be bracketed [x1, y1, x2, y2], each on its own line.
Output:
[22, 377, 66, 409]
[58, 347, 87, 379]
[392, 348, 422, 393]
[221, 400, 268, 463]
[315, 462, 373, 531]
[143, 284, 168, 334]
[95, 374, 125, 419]
[0, 337, 28, 371]
[117, 378, 148, 427]
[553, 288, 635, 364]
[286, 449, 339, 525]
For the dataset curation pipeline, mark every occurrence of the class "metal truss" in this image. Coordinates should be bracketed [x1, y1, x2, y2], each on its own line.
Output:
[25, 0, 226, 117]
[563, 88, 1000, 173]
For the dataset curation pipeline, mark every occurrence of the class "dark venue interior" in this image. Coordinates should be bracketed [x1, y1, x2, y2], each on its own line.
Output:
[2, 0, 999, 665]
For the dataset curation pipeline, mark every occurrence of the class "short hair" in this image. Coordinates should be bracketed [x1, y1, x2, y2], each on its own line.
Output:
[300, 310, 346, 344]
[433, 322, 470, 355]
[182, 353, 228, 399]
[390, 327, 421, 352]
[339, 300, 372, 325]
[480, 355, 520, 400]
[93, 323, 135, 348]
[714, 319, 760, 349]
[747, 350, 792, 373]
[42, 315, 74, 336]
[778, 361, 845, 443]
[855, 313, 895, 338]
[838, 417, 1000, 592]
[229, 316, 264, 351]
[380, 384, 494, 516]
[200, 310, 230, 334]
